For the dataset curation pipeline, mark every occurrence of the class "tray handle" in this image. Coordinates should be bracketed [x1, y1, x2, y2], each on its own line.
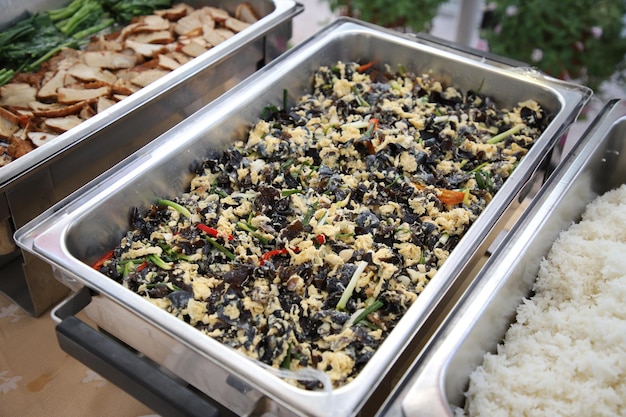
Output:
[52, 288, 229, 417]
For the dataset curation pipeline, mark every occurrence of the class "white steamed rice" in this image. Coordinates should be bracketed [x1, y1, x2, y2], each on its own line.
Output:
[464, 184, 626, 417]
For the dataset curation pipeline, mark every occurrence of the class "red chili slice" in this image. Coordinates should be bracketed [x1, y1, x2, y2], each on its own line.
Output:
[136, 261, 148, 272]
[259, 247, 300, 266]
[260, 248, 289, 265]
[92, 248, 115, 270]
[197, 223, 234, 240]
[357, 60, 378, 73]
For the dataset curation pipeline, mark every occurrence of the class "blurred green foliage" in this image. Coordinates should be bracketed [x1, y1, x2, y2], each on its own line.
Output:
[324, 0, 448, 33]
[481, 0, 626, 93]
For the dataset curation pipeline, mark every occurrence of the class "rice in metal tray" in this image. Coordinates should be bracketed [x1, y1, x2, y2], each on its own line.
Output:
[94, 60, 549, 388]
[464, 184, 626, 416]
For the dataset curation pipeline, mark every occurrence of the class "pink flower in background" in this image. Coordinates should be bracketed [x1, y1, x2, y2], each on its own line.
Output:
[591, 26, 603, 38]
[531, 48, 543, 62]
[505, 5, 518, 16]
[475, 39, 489, 52]
[575, 41, 585, 51]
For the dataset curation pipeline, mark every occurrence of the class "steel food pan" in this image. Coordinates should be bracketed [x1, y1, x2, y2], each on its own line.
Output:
[15, 18, 590, 417]
[0, 0, 302, 316]
[380, 98, 626, 417]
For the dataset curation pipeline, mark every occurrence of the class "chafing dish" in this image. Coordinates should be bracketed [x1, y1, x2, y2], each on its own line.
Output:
[15, 18, 590, 416]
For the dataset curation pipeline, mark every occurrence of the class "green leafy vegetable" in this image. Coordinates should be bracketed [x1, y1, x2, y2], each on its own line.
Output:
[486, 124, 524, 144]
[336, 260, 368, 310]
[0, 17, 36, 47]
[0, 14, 66, 69]
[48, 0, 89, 22]
[353, 300, 384, 325]
[205, 236, 236, 260]
[24, 39, 81, 72]
[0, 69, 15, 86]
[103, 0, 173, 24]
[72, 17, 115, 40]
[157, 199, 192, 219]
[55, 0, 106, 36]
[0, 0, 172, 80]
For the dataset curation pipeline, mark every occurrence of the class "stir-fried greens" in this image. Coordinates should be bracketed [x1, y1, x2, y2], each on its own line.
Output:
[95, 61, 549, 389]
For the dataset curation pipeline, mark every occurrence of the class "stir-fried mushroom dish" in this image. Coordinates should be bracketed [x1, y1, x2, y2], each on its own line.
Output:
[95, 61, 549, 388]
[0, 2, 258, 166]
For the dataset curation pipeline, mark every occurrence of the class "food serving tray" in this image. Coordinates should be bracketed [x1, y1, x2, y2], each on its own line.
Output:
[15, 18, 590, 417]
[379, 98, 626, 417]
[0, 0, 302, 316]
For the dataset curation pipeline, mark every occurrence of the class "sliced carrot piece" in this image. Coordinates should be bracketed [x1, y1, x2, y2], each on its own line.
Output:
[437, 189, 466, 205]
[92, 248, 115, 270]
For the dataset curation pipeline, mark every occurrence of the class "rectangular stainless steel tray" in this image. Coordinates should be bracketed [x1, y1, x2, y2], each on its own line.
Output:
[380, 98, 626, 417]
[15, 18, 591, 417]
[0, 0, 302, 316]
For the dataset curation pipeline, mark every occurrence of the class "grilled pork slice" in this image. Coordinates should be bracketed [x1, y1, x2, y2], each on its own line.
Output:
[67, 63, 117, 85]
[0, 2, 262, 165]
[82, 51, 138, 70]
[0, 107, 20, 139]
[44, 115, 83, 132]
[236, 3, 260, 23]
[37, 70, 67, 99]
[29, 100, 88, 118]
[175, 9, 215, 36]
[0, 83, 37, 108]
[130, 69, 170, 87]
[224, 17, 250, 33]
[57, 86, 111, 104]
[154, 3, 191, 21]
[27, 131, 58, 147]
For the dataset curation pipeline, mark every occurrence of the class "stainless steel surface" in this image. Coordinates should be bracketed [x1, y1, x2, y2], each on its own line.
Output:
[381, 99, 626, 417]
[0, 0, 302, 316]
[15, 18, 591, 417]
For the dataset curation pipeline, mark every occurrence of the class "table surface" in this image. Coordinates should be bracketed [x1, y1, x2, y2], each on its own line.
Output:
[0, 291, 156, 417]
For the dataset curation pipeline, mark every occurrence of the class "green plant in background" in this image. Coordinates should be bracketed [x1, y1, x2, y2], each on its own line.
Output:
[324, 0, 448, 33]
[480, 0, 626, 93]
